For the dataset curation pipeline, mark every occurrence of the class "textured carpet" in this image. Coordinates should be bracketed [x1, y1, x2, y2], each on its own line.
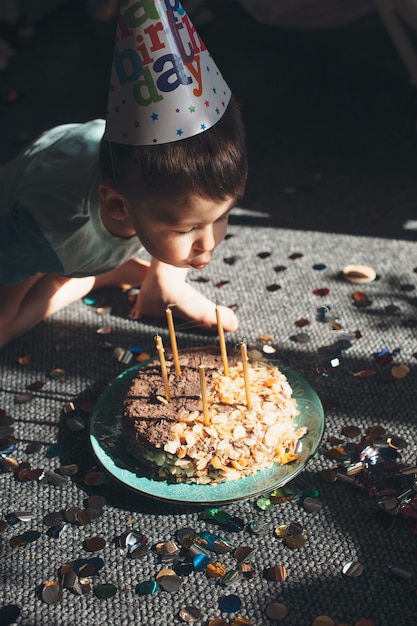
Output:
[1, 218, 416, 626]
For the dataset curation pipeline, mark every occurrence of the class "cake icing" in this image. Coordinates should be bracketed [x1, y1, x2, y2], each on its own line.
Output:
[122, 347, 306, 484]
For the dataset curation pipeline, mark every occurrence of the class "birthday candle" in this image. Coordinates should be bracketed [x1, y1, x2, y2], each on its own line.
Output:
[240, 340, 252, 409]
[215, 305, 229, 377]
[165, 306, 181, 375]
[199, 363, 210, 427]
[154, 333, 171, 401]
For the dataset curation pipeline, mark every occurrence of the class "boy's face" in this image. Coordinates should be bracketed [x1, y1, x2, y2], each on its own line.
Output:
[130, 194, 235, 269]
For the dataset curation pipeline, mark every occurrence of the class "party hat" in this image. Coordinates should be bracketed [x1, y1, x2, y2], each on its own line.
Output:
[104, 0, 231, 145]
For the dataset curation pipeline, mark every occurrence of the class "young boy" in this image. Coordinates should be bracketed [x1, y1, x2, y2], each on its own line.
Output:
[0, 96, 247, 348]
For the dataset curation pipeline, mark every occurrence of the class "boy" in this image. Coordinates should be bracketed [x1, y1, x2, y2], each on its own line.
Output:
[0, 99, 246, 348]
[0, 1, 247, 348]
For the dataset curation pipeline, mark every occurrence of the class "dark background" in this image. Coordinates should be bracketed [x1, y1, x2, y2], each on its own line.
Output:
[1, 0, 417, 239]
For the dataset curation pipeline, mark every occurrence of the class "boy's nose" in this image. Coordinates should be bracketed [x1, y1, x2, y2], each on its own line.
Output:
[193, 228, 216, 253]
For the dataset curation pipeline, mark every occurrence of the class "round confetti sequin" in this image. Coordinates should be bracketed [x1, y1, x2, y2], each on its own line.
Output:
[156, 569, 182, 592]
[84, 536, 106, 552]
[342, 425, 361, 438]
[193, 553, 211, 571]
[291, 332, 310, 343]
[234, 546, 255, 563]
[312, 616, 335, 626]
[219, 594, 242, 613]
[84, 470, 106, 486]
[0, 604, 21, 625]
[87, 495, 107, 510]
[387, 435, 408, 450]
[14, 510, 33, 522]
[248, 520, 269, 535]
[265, 602, 288, 620]
[21, 530, 41, 543]
[41, 582, 63, 605]
[179, 606, 201, 623]
[220, 568, 242, 586]
[49, 368, 66, 379]
[391, 364, 410, 379]
[274, 524, 288, 538]
[58, 464, 78, 476]
[284, 534, 307, 549]
[94, 583, 118, 599]
[136, 580, 160, 595]
[264, 565, 288, 581]
[43, 511, 65, 527]
[303, 497, 323, 513]
[14, 392, 34, 404]
[206, 561, 227, 578]
[342, 561, 363, 577]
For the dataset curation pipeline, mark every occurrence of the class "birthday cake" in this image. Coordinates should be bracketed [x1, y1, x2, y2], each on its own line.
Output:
[121, 346, 306, 485]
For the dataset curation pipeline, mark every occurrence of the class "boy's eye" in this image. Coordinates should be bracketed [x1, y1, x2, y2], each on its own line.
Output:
[174, 227, 196, 235]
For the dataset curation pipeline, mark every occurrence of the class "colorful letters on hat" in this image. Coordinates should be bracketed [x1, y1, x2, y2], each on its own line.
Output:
[104, 0, 232, 145]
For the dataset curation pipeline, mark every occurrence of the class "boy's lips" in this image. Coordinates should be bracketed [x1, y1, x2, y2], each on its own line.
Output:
[190, 261, 209, 269]
[190, 257, 211, 269]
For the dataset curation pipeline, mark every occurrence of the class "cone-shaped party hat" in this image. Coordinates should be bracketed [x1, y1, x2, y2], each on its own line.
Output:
[104, 0, 232, 145]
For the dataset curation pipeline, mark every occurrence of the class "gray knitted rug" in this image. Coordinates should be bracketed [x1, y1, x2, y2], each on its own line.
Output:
[1, 215, 416, 626]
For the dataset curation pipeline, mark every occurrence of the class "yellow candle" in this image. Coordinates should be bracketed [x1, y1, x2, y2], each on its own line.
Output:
[199, 364, 210, 427]
[240, 341, 252, 409]
[154, 334, 171, 401]
[165, 306, 181, 376]
[215, 305, 229, 376]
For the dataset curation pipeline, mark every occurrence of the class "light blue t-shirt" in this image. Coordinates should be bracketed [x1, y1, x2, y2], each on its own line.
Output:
[0, 119, 142, 284]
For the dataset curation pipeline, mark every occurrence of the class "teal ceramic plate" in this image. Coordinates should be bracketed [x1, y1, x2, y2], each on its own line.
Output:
[90, 360, 324, 505]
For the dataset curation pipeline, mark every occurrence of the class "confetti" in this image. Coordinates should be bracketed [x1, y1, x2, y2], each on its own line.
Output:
[295, 318, 310, 327]
[312, 287, 330, 297]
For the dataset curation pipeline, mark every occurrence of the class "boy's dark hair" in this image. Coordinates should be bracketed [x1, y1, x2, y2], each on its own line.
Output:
[99, 96, 247, 203]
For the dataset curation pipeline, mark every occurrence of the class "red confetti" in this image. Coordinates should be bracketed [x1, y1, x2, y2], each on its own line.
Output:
[374, 352, 393, 366]
[214, 280, 230, 288]
[353, 369, 376, 378]
[352, 290, 372, 306]
[312, 288, 330, 297]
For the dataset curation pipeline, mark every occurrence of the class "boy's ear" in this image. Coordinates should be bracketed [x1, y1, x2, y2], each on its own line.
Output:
[98, 181, 130, 220]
